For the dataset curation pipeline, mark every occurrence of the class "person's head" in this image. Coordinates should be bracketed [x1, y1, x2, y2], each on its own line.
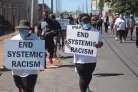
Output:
[15, 20, 32, 38]
[42, 11, 49, 19]
[130, 14, 134, 19]
[116, 13, 119, 18]
[120, 14, 123, 19]
[51, 14, 56, 20]
[79, 13, 91, 30]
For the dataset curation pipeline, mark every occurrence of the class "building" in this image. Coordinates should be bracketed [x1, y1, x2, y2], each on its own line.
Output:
[38, 4, 50, 21]
[0, 0, 38, 27]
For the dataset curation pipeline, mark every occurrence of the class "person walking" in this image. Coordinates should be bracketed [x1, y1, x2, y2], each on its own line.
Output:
[11, 20, 40, 92]
[129, 14, 136, 40]
[104, 14, 109, 33]
[50, 14, 62, 57]
[114, 14, 126, 43]
[65, 13, 103, 92]
[136, 23, 138, 49]
[37, 11, 57, 65]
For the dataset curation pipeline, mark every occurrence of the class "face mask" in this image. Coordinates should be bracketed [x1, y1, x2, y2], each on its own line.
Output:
[82, 23, 91, 30]
[19, 29, 30, 38]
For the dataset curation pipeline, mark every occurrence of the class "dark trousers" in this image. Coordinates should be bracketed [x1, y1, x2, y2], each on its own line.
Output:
[104, 23, 108, 33]
[136, 27, 138, 47]
[118, 30, 125, 41]
[13, 75, 37, 92]
[45, 38, 54, 59]
[75, 63, 96, 92]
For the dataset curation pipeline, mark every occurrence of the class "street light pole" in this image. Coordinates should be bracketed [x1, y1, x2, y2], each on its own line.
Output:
[42, 0, 45, 13]
[51, 0, 53, 14]
[31, 0, 34, 27]
[86, 0, 88, 13]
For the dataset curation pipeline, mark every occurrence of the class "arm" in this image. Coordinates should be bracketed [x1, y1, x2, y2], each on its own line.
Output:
[37, 21, 42, 37]
[95, 32, 103, 48]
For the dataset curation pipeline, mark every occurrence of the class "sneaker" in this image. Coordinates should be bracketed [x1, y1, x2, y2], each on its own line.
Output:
[130, 38, 133, 40]
[119, 41, 122, 43]
[86, 87, 91, 92]
[48, 58, 53, 64]
[115, 37, 118, 41]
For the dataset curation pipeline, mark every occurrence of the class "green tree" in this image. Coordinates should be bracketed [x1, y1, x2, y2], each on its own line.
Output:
[105, 0, 138, 14]
[98, 0, 104, 11]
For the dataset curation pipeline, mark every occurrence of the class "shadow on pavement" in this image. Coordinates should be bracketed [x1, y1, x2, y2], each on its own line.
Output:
[93, 73, 124, 77]
[58, 64, 75, 68]
[58, 56, 74, 59]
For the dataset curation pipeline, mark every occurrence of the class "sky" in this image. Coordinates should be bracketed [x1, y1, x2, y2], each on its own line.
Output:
[38, 0, 92, 13]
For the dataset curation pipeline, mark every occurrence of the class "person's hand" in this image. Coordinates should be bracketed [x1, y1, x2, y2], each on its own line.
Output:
[94, 42, 103, 48]
[64, 39, 67, 44]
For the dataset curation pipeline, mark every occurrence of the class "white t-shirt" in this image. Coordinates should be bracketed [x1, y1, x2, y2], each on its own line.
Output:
[115, 18, 126, 31]
[74, 27, 103, 64]
[11, 34, 40, 77]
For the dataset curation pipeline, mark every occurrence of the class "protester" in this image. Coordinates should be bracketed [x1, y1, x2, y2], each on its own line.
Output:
[136, 23, 138, 49]
[50, 14, 62, 57]
[37, 11, 57, 65]
[114, 13, 120, 40]
[97, 14, 103, 33]
[11, 20, 40, 92]
[67, 14, 74, 25]
[129, 14, 136, 40]
[104, 13, 109, 33]
[114, 14, 126, 43]
[124, 15, 130, 39]
[65, 13, 103, 92]
[111, 15, 117, 34]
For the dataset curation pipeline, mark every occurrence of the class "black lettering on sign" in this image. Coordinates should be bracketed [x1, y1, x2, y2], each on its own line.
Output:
[70, 47, 93, 55]
[7, 51, 12, 57]
[77, 32, 89, 38]
[12, 61, 16, 67]
[72, 26, 81, 29]
[19, 42, 33, 48]
[12, 61, 41, 67]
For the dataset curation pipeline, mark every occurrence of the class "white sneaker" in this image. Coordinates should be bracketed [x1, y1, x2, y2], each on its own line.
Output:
[115, 37, 118, 41]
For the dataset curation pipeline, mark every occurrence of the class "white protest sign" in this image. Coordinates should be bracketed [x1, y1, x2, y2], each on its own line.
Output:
[135, 17, 138, 24]
[65, 29, 99, 57]
[67, 25, 82, 30]
[4, 40, 45, 70]
[57, 19, 69, 30]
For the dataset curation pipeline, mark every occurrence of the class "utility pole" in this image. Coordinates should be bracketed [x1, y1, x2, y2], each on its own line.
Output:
[91, 0, 92, 13]
[51, 0, 53, 14]
[42, 0, 45, 13]
[31, 0, 34, 27]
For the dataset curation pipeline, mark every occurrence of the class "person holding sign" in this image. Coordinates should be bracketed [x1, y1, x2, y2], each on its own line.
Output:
[65, 14, 103, 92]
[10, 20, 42, 92]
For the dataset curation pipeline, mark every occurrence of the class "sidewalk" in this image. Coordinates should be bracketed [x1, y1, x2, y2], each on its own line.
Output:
[0, 31, 18, 68]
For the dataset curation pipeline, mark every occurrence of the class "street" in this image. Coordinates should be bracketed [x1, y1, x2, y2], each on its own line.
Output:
[0, 31, 138, 92]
